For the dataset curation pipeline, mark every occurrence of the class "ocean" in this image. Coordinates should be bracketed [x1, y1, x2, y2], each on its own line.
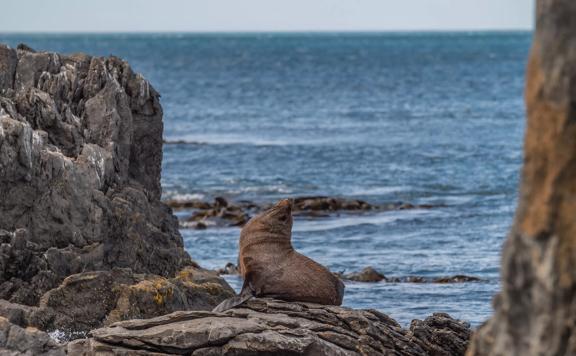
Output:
[0, 32, 531, 326]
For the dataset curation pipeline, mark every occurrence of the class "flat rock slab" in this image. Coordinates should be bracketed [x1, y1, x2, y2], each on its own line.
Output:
[70, 298, 472, 355]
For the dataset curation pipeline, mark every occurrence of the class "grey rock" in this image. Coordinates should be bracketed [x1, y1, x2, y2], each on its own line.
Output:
[0, 316, 65, 356]
[339, 266, 387, 282]
[0, 43, 193, 306]
[72, 298, 471, 355]
[0, 44, 236, 343]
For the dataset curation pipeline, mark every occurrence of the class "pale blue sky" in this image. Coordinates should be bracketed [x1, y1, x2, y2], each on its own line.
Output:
[1, 0, 534, 32]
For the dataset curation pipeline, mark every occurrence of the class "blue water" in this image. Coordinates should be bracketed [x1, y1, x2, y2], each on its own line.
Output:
[0, 32, 531, 326]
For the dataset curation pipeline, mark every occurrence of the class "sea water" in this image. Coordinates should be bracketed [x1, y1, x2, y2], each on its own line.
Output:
[0, 32, 531, 326]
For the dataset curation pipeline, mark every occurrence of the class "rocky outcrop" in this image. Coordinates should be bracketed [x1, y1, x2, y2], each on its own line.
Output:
[167, 196, 438, 229]
[36, 267, 233, 338]
[0, 317, 65, 356]
[69, 298, 472, 355]
[0, 44, 233, 337]
[467, 1, 576, 355]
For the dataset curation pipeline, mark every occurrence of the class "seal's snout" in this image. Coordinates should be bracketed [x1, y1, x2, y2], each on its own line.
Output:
[276, 198, 293, 210]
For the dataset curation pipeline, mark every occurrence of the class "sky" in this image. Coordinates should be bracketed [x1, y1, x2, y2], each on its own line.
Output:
[0, 0, 534, 33]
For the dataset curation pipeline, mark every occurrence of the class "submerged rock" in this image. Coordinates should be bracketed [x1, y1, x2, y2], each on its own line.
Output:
[70, 298, 472, 355]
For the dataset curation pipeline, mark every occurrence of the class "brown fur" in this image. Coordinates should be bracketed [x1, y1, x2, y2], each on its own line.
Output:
[237, 199, 344, 305]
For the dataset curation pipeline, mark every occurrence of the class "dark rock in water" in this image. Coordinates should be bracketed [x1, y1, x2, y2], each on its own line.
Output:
[167, 196, 441, 229]
[339, 266, 387, 282]
[293, 196, 374, 212]
[336, 267, 482, 284]
[434, 275, 482, 284]
[69, 298, 472, 355]
[217, 262, 240, 275]
[0, 43, 234, 337]
[178, 197, 251, 228]
[0, 316, 65, 355]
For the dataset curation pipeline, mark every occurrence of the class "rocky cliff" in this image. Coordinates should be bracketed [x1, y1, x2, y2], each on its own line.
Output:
[467, 1, 576, 355]
[0, 44, 233, 335]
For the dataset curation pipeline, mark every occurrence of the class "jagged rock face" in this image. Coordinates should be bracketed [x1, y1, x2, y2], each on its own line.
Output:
[468, 1, 576, 355]
[69, 298, 472, 355]
[0, 316, 65, 356]
[0, 44, 192, 306]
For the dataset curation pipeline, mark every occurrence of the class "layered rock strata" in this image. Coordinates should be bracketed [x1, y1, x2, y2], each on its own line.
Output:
[70, 298, 472, 355]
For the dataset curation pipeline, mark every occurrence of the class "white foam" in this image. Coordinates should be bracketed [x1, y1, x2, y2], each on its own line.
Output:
[170, 193, 206, 201]
[348, 186, 410, 196]
[293, 209, 437, 233]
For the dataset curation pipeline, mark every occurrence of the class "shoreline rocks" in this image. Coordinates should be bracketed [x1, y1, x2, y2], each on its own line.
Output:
[69, 298, 472, 355]
[218, 264, 484, 284]
[0, 317, 65, 356]
[166, 196, 439, 229]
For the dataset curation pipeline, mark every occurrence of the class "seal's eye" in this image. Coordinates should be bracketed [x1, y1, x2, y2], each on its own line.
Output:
[278, 213, 289, 223]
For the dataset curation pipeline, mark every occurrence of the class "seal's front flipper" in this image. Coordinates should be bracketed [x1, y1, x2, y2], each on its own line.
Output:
[212, 278, 254, 313]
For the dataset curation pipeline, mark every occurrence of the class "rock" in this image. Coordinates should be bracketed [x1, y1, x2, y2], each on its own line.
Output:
[336, 267, 482, 284]
[179, 197, 251, 228]
[0, 43, 234, 338]
[433, 275, 481, 284]
[24, 267, 233, 340]
[293, 196, 375, 212]
[0, 316, 65, 356]
[0, 43, 193, 305]
[340, 266, 386, 282]
[217, 262, 240, 275]
[70, 298, 472, 355]
[164, 199, 212, 210]
[168, 196, 440, 229]
[468, 2, 576, 355]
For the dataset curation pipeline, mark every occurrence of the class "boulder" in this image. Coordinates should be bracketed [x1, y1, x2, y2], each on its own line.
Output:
[468, 1, 576, 355]
[69, 298, 472, 355]
[340, 267, 387, 282]
[36, 267, 234, 338]
[0, 317, 65, 356]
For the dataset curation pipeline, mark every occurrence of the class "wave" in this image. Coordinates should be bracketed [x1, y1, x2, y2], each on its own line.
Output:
[293, 209, 438, 233]
[347, 186, 410, 196]
[164, 192, 206, 201]
[164, 135, 295, 146]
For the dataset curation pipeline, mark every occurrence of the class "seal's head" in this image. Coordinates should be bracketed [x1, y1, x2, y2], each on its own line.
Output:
[242, 199, 294, 239]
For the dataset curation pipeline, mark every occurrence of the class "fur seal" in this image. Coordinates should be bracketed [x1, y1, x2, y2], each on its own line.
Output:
[213, 199, 345, 312]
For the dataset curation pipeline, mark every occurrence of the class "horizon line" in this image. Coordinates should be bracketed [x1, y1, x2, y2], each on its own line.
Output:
[0, 29, 533, 35]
